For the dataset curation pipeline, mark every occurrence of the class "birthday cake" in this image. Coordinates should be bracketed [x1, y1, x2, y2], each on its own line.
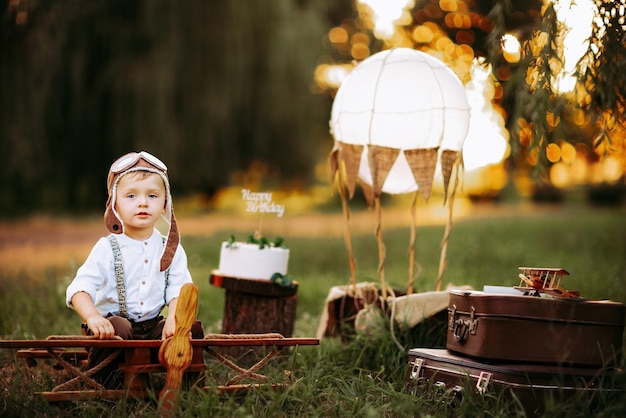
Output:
[218, 241, 289, 280]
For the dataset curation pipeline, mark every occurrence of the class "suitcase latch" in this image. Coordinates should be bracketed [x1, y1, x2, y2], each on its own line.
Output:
[450, 306, 478, 343]
[476, 371, 492, 395]
[409, 359, 424, 380]
[448, 305, 457, 330]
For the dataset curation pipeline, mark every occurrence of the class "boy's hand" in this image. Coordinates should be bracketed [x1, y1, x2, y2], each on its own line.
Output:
[71, 292, 114, 339]
[86, 315, 115, 339]
[162, 315, 176, 339]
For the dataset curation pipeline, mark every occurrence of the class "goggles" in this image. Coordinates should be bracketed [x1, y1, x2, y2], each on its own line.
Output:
[110, 151, 167, 174]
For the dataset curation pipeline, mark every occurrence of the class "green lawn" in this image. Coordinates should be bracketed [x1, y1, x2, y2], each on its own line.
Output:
[1, 204, 625, 417]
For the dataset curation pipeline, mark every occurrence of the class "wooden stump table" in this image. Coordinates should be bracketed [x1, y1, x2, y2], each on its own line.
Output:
[209, 271, 298, 361]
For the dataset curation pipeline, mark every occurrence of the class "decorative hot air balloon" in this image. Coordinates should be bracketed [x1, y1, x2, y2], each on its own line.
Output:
[329, 48, 470, 296]
[330, 48, 470, 201]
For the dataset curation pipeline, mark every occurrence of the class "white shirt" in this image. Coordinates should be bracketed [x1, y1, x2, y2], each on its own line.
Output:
[66, 229, 193, 322]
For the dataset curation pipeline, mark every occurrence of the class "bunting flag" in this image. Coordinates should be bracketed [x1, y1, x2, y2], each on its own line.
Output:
[367, 145, 400, 197]
[358, 179, 375, 207]
[405, 147, 439, 202]
[338, 142, 364, 199]
[440, 150, 460, 203]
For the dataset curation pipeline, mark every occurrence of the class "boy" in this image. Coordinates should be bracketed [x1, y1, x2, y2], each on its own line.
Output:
[66, 151, 203, 387]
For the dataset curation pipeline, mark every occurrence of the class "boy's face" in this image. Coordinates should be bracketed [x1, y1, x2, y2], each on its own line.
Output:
[115, 172, 167, 239]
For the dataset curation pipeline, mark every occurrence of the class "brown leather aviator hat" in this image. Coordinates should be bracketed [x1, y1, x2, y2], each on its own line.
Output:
[104, 151, 179, 271]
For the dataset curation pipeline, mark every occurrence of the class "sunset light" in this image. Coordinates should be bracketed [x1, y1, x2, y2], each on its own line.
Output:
[462, 59, 508, 172]
[552, 0, 596, 93]
[357, 0, 414, 39]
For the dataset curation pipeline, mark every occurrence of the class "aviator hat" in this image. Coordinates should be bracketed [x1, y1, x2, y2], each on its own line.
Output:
[104, 151, 179, 271]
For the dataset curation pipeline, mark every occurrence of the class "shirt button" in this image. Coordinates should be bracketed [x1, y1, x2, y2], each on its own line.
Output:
[144, 241, 148, 245]
[140, 301, 144, 306]
[142, 281, 146, 285]
[144, 259, 149, 264]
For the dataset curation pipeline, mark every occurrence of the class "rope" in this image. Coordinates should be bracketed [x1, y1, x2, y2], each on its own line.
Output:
[207, 348, 272, 384]
[45, 335, 123, 341]
[374, 196, 388, 301]
[203, 333, 284, 340]
[46, 335, 99, 340]
[204, 346, 283, 386]
[50, 348, 122, 392]
[338, 178, 357, 293]
[202, 333, 286, 386]
[407, 191, 418, 295]
[388, 292, 405, 352]
[45, 335, 124, 391]
[435, 156, 460, 291]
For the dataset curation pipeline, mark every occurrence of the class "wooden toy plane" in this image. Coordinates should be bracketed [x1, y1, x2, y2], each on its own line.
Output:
[0, 284, 318, 410]
[515, 267, 580, 298]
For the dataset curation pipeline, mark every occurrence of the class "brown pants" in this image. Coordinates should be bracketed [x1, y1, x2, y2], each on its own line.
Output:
[86, 315, 204, 388]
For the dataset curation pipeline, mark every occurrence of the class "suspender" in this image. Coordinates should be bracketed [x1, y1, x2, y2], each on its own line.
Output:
[107, 235, 128, 318]
[107, 235, 169, 319]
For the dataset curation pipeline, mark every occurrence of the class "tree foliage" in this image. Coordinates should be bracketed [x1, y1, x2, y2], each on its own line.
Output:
[0, 0, 347, 215]
[577, 0, 626, 147]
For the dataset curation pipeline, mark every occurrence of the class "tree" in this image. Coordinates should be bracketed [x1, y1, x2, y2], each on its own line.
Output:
[0, 0, 342, 215]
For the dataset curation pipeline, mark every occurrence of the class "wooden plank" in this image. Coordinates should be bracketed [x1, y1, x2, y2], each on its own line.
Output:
[0, 337, 319, 349]
[518, 266, 569, 275]
[121, 363, 206, 374]
[39, 389, 151, 402]
[16, 349, 88, 360]
[196, 338, 319, 347]
[0, 339, 163, 349]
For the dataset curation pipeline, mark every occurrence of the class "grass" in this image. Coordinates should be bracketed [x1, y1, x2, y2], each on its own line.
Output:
[1, 203, 625, 417]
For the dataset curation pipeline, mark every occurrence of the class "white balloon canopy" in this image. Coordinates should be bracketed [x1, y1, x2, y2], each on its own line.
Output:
[330, 48, 470, 201]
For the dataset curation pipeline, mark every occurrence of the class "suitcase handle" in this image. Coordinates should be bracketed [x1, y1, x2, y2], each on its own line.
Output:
[452, 319, 469, 342]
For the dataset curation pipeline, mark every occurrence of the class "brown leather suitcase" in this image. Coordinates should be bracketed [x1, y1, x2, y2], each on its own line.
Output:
[407, 348, 624, 416]
[446, 290, 625, 366]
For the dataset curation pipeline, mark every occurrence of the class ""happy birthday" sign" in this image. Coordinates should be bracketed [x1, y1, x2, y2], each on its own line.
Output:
[241, 189, 285, 217]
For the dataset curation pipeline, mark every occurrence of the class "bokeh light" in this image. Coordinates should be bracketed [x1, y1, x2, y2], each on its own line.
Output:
[552, 0, 596, 93]
[546, 143, 561, 163]
[462, 59, 508, 172]
[501, 34, 521, 63]
[357, 0, 415, 39]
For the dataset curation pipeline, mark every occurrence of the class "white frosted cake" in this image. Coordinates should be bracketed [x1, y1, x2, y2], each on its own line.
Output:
[218, 242, 289, 280]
